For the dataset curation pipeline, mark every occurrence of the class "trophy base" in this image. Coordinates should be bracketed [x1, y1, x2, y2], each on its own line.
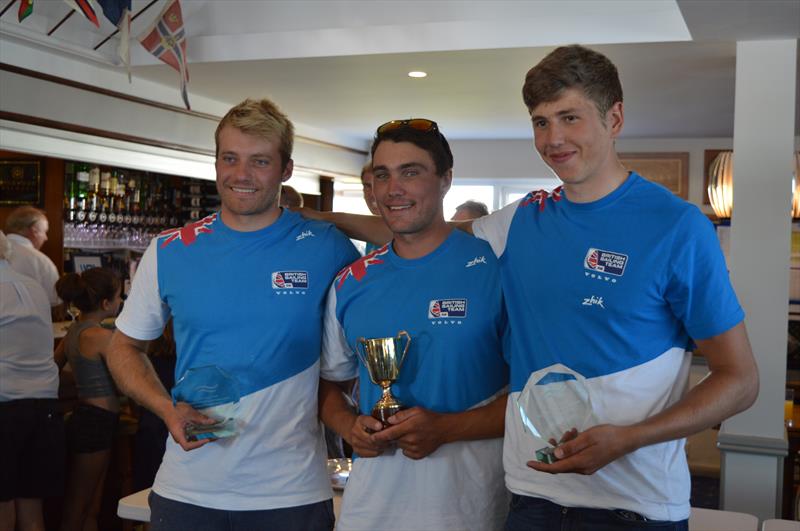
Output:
[535, 446, 558, 464]
[372, 403, 403, 428]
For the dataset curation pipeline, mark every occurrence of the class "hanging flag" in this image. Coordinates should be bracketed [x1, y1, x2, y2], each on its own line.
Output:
[63, 0, 100, 28]
[18, 0, 33, 22]
[96, 0, 128, 24]
[139, 0, 190, 109]
[97, 0, 132, 81]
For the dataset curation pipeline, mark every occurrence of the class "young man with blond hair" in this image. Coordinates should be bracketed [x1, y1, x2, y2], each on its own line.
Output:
[107, 98, 359, 530]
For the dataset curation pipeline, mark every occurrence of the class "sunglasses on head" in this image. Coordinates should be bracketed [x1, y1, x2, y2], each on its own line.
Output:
[375, 118, 439, 136]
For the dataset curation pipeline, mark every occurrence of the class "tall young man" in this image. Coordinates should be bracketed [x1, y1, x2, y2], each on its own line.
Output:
[473, 45, 758, 530]
[319, 120, 510, 530]
[107, 98, 359, 531]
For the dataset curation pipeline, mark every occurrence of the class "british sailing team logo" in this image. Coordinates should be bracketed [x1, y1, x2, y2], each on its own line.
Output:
[272, 271, 309, 290]
[584, 248, 628, 277]
[428, 298, 467, 326]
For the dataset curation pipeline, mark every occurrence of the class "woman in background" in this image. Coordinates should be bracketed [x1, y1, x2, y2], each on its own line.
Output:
[55, 268, 122, 531]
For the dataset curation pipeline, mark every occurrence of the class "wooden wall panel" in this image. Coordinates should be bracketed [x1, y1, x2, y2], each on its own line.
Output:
[0, 149, 64, 273]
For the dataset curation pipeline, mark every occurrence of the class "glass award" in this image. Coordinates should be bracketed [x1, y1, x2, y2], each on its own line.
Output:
[517, 365, 594, 463]
[171, 365, 241, 442]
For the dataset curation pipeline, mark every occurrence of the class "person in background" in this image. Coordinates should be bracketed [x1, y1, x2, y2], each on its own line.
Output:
[280, 184, 304, 209]
[451, 200, 489, 221]
[319, 119, 509, 530]
[54, 268, 123, 531]
[360, 162, 380, 217]
[360, 162, 382, 255]
[106, 97, 359, 531]
[4, 206, 62, 315]
[0, 230, 64, 531]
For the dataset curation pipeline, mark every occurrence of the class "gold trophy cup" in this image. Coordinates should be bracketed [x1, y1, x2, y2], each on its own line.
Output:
[356, 331, 411, 427]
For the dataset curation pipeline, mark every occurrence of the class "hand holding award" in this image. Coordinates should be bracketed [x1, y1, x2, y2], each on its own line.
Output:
[517, 365, 595, 463]
[172, 365, 241, 442]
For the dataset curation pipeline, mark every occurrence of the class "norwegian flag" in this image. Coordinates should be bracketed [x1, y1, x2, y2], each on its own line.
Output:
[520, 186, 564, 211]
[63, 0, 100, 27]
[159, 213, 216, 248]
[335, 245, 389, 290]
[139, 0, 190, 109]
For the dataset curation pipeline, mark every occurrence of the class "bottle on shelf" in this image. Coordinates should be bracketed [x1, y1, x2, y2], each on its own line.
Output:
[87, 165, 101, 223]
[64, 162, 77, 223]
[75, 163, 90, 223]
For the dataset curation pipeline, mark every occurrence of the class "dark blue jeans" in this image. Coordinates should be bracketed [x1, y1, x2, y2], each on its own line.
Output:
[148, 491, 335, 531]
[505, 494, 688, 531]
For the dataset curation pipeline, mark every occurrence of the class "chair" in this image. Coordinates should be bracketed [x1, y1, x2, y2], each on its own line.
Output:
[763, 519, 800, 531]
[689, 507, 758, 531]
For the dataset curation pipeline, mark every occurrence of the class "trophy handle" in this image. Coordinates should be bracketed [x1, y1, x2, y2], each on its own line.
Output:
[395, 330, 411, 370]
[354, 337, 370, 370]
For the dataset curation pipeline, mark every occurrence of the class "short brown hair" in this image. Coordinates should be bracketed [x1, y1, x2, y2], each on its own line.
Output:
[371, 126, 453, 177]
[215, 98, 294, 169]
[56, 267, 120, 313]
[522, 45, 623, 118]
[4, 205, 46, 235]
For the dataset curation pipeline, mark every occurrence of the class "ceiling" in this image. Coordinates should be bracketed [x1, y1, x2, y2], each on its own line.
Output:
[1, 0, 798, 148]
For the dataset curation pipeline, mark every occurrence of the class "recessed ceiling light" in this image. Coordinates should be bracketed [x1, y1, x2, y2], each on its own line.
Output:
[408, 71, 427, 78]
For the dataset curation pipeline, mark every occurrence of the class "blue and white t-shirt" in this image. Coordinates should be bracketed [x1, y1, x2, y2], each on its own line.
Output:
[116, 209, 359, 511]
[322, 229, 510, 530]
[473, 173, 743, 522]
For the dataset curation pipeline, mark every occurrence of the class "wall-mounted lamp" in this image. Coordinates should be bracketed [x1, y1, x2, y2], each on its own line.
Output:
[708, 151, 733, 219]
[791, 152, 800, 218]
[709, 151, 800, 219]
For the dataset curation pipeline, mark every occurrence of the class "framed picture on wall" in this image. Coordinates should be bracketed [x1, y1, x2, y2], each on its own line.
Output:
[618, 152, 689, 199]
[0, 159, 44, 207]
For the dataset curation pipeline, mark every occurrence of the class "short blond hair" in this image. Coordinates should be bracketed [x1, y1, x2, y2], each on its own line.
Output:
[4, 205, 46, 235]
[215, 98, 294, 169]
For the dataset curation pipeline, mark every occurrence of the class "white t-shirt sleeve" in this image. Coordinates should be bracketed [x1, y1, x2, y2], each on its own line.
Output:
[41, 255, 60, 306]
[320, 283, 358, 382]
[471, 198, 521, 258]
[115, 238, 171, 340]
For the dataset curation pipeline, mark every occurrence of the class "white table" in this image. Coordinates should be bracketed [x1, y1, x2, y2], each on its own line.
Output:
[53, 321, 70, 339]
[118, 488, 343, 522]
[117, 488, 151, 522]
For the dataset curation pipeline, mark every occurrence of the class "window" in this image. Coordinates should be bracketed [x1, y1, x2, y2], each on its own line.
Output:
[444, 184, 495, 220]
[332, 181, 372, 214]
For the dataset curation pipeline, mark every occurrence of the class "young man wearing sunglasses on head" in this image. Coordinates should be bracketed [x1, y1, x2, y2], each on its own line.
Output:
[318, 119, 510, 530]
[304, 45, 758, 530]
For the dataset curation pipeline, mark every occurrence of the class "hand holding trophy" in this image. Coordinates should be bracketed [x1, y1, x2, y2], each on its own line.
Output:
[517, 365, 595, 463]
[356, 331, 411, 427]
[172, 365, 241, 442]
